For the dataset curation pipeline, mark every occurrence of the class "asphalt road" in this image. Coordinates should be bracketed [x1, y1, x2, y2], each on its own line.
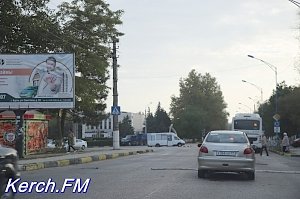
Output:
[15, 144, 300, 199]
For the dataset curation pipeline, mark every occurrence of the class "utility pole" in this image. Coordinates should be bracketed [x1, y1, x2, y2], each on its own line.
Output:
[112, 38, 120, 149]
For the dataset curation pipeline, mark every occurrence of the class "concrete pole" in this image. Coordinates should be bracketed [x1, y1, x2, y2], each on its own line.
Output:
[112, 38, 120, 149]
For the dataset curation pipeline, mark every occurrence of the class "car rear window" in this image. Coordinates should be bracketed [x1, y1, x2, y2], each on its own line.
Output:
[206, 133, 247, 143]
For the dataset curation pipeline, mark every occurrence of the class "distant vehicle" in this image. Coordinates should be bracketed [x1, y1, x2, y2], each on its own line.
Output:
[121, 134, 147, 146]
[121, 135, 135, 146]
[19, 86, 38, 98]
[197, 130, 255, 180]
[291, 138, 300, 147]
[65, 139, 87, 150]
[147, 132, 185, 147]
[232, 113, 263, 153]
[0, 144, 20, 198]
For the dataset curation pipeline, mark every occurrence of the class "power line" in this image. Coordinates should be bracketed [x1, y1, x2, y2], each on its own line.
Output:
[288, 0, 300, 8]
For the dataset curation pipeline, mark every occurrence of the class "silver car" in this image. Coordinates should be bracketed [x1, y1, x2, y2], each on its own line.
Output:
[197, 130, 255, 180]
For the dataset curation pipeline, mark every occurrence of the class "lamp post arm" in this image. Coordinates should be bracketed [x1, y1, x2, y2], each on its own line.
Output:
[242, 80, 263, 102]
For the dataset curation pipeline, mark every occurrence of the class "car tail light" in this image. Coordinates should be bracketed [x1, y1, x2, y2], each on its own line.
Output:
[244, 148, 253, 155]
[200, 146, 208, 153]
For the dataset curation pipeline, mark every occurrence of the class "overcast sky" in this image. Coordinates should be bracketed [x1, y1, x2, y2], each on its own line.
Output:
[52, 0, 300, 120]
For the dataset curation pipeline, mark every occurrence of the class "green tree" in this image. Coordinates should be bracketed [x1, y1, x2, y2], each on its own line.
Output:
[0, 0, 62, 53]
[119, 116, 134, 138]
[145, 103, 171, 133]
[258, 82, 300, 137]
[145, 112, 155, 133]
[153, 102, 171, 132]
[56, 0, 123, 125]
[170, 69, 228, 139]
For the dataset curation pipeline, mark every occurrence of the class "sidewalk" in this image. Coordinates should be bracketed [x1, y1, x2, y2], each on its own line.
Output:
[269, 146, 300, 157]
[18, 146, 154, 172]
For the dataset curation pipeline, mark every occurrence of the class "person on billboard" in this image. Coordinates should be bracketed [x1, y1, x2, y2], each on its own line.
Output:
[36, 56, 63, 97]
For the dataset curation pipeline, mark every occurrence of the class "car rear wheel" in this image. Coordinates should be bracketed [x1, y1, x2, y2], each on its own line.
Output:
[198, 170, 205, 178]
[155, 144, 160, 147]
[247, 171, 255, 180]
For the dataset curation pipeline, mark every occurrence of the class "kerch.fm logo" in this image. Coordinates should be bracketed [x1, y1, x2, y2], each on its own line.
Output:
[0, 59, 4, 66]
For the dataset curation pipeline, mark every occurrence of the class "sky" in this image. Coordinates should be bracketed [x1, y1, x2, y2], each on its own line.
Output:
[52, 0, 300, 120]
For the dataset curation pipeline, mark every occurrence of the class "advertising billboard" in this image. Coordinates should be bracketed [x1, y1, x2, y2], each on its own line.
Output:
[0, 54, 75, 109]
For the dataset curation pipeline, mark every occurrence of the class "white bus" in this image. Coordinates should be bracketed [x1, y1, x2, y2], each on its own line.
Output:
[232, 113, 263, 153]
[147, 132, 185, 147]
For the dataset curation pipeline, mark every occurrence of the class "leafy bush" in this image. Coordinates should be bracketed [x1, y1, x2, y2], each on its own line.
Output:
[86, 138, 113, 147]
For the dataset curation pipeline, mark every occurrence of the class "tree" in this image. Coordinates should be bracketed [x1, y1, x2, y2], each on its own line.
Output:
[56, 0, 123, 125]
[145, 112, 155, 133]
[0, 0, 62, 53]
[170, 69, 228, 139]
[145, 103, 171, 133]
[119, 116, 134, 138]
[258, 82, 300, 137]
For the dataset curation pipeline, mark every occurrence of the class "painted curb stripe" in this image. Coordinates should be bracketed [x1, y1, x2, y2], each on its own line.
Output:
[57, 159, 70, 167]
[24, 163, 45, 171]
[21, 149, 153, 171]
[80, 157, 93, 163]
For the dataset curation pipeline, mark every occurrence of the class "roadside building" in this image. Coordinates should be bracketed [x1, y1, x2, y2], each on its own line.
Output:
[81, 112, 145, 138]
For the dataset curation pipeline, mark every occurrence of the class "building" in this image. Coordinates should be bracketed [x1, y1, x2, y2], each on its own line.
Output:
[81, 112, 145, 138]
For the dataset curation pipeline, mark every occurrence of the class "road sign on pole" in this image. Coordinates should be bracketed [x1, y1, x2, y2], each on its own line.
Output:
[111, 106, 121, 115]
[273, 114, 280, 121]
[274, 121, 280, 134]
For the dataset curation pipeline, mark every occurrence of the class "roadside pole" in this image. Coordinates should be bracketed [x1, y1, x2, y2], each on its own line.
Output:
[112, 38, 120, 150]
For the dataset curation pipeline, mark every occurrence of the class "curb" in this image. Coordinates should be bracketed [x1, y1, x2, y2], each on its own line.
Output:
[270, 149, 300, 157]
[20, 149, 154, 172]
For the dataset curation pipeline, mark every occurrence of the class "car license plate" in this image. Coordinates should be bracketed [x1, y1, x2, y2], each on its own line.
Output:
[216, 151, 236, 156]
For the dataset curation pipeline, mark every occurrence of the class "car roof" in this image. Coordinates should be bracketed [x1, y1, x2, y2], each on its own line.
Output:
[209, 130, 244, 134]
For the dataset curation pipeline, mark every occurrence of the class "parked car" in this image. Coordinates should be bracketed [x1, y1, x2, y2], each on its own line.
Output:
[0, 144, 20, 198]
[291, 138, 300, 147]
[65, 139, 87, 150]
[19, 86, 38, 98]
[197, 130, 255, 180]
[121, 134, 147, 146]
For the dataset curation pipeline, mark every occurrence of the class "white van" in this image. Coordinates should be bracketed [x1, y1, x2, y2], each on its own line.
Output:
[147, 132, 185, 147]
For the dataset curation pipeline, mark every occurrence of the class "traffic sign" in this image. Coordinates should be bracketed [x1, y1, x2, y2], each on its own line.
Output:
[274, 127, 280, 134]
[273, 114, 280, 121]
[274, 121, 280, 127]
[274, 121, 280, 133]
[111, 106, 121, 115]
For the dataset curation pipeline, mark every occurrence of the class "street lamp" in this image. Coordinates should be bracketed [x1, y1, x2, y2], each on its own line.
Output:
[248, 97, 256, 112]
[242, 80, 263, 103]
[238, 102, 252, 113]
[247, 55, 278, 114]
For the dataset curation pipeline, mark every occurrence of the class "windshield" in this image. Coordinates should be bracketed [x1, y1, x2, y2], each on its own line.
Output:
[206, 133, 248, 143]
[233, 120, 260, 130]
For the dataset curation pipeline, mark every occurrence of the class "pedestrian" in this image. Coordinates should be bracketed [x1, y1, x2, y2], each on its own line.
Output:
[282, 132, 290, 153]
[67, 129, 76, 152]
[15, 125, 24, 158]
[260, 133, 269, 156]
